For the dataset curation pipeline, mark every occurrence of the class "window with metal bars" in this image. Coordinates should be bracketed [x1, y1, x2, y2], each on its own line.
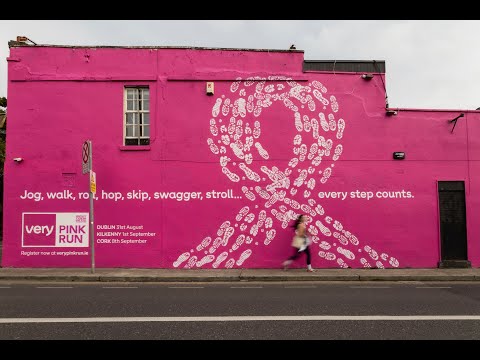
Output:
[124, 87, 150, 146]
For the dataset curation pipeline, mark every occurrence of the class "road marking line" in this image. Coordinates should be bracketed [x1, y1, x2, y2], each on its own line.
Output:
[230, 286, 263, 288]
[350, 286, 391, 289]
[416, 287, 452, 289]
[285, 286, 316, 288]
[36, 287, 73, 289]
[102, 287, 138, 289]
[168, 287, 204, 289]
[2, 315, 480, 323]
[0, 287, 11, 288]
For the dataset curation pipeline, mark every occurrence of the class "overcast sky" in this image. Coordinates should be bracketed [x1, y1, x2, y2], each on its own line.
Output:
[1, 20, 479, 110]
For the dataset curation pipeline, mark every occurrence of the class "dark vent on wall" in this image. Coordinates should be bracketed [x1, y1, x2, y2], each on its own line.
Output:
[62, 173, 77, 188]
[303, 60, 386, 73]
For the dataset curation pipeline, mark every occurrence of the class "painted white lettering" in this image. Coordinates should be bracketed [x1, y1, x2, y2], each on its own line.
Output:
[20, 191, 43, 201]
[317, 191, 348, 200]
[25, 225, 54, 236]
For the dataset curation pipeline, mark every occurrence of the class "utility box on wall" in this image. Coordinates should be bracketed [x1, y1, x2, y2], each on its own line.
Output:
[206, 82, 214, 95]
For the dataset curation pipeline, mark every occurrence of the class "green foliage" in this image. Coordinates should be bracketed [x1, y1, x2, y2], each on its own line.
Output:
[0, 137, 4, 167]
[0, 97, 6, 109]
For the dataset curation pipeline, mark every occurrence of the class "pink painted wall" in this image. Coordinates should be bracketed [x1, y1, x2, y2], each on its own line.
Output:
[4, 45, 480, 269]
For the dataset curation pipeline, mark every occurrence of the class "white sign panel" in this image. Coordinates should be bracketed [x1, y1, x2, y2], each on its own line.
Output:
[22, 212, 89, 248]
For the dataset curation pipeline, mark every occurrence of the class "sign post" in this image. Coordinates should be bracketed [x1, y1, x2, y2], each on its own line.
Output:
[82, 140, 95, 274]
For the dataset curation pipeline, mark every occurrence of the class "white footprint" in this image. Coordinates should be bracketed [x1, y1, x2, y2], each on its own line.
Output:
[173, 252, 190, 268]
[212, 252, 229, 268]
[236, 249, 252, 266]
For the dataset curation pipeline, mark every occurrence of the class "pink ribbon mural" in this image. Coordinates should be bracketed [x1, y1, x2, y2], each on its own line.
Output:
[173, 76, 400, 269]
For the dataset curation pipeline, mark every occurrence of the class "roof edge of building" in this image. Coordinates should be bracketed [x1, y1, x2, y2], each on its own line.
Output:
[8, 41, 304, 53]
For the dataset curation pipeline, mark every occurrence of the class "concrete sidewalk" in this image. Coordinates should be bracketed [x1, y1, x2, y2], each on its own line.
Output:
[1, 267, 480, 282]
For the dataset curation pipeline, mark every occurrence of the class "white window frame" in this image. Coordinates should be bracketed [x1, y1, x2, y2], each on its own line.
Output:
[123, 86, 150, 146]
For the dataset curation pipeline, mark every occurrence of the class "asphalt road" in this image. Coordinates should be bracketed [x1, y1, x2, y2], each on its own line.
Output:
[1, 281, 480, 339]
